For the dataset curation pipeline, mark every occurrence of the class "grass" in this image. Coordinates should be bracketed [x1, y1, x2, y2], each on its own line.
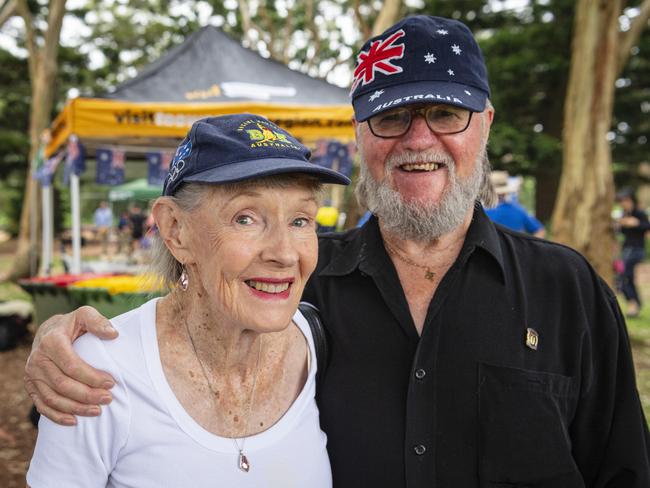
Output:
[623, 303, 650, 422]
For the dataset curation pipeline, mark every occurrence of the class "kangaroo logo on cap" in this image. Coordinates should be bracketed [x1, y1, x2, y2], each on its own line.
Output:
[238, 119, 301, 150]
[246, 122, 289, 144]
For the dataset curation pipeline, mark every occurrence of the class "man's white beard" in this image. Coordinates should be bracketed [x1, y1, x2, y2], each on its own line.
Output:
[355, 147, 488, 242]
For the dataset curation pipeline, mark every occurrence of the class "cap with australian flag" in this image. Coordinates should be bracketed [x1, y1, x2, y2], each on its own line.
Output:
[350, 15, 491, 122]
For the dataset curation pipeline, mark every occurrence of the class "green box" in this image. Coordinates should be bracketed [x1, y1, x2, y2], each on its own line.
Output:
[67, 287, 163, 319]
[18, 281, 78, 326]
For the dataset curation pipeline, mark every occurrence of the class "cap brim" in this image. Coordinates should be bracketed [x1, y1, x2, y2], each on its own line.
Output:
[182, 157, 351, 186]
[353, 80, 488, 122]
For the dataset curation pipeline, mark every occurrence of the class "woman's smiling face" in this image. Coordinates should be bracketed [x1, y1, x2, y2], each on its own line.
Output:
[183, 179, 319, 333]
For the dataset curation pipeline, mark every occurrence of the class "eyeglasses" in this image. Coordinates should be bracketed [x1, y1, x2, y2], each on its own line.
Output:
[367, 104, 473, 139]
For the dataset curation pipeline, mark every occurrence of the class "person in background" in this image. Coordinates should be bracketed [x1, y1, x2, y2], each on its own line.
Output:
[93, 201, 113, 256]
[128, 204, 147, 251]
[356, 209, 372, 228]
[315, 200, 339, 233]
[115, 211, 131, 255]
[485, 170, 545, 237]
[615, 188, 650, 317]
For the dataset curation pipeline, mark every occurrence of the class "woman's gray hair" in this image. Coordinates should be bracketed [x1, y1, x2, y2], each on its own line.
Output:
[149, 174, 323, 290]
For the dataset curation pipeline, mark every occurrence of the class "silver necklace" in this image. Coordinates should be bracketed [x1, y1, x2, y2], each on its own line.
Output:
[184, 317, 263, 473]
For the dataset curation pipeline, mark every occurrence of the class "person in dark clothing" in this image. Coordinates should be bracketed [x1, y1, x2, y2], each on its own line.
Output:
[616, 188, 650, 317]
[116, 211, 131, 254]
[23, 16, 650, 488]
[127, 205, 147, 251]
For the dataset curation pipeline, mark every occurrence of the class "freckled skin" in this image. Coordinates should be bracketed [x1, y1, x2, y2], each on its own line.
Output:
[155, 181, 316, 438]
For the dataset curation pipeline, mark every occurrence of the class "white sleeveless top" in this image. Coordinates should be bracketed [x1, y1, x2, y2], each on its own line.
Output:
[27, 298, 331, 488]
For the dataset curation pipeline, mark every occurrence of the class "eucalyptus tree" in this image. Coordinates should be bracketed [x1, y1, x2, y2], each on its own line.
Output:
[552, 0, 650, 281]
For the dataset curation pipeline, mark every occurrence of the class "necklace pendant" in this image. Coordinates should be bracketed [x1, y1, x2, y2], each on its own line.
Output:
[238, 451, 250, 472]
[424, 269, 435, 281]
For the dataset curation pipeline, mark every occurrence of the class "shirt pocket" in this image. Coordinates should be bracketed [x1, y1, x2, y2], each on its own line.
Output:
[478, 362, 583, 488]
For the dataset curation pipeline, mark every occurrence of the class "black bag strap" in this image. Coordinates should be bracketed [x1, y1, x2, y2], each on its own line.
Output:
[298, 301, 329, 385]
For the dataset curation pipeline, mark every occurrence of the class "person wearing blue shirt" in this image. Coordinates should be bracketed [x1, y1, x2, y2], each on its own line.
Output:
[93, 201, 113, 255]
[486, 171, 545, 237]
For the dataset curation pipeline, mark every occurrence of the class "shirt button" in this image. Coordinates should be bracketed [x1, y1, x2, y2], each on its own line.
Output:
[415, 369, 426, 380]
[414, 444, 426, 456]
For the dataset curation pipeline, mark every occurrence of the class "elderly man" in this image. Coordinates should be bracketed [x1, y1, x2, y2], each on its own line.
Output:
[25, 16, 650, 487]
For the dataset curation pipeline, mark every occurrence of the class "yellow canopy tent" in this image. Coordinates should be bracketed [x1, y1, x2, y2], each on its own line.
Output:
[45, 25, 354, 158]
[42, 26, 354, 274]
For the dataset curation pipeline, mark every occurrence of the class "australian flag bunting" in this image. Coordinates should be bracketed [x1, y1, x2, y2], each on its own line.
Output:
[147, 151, 173, 186]
[62, 135, 86, 185]
[96, 147, 126, 185]
[35, 152, 64, 187]
[312, 140, 355, 178]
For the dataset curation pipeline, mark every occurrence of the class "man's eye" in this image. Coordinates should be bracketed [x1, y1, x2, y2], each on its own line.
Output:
[429, 110, 457, 120]
[379, 110, 408, 123]
[380, 113, 402, 123]
[235, 215, 254, 225]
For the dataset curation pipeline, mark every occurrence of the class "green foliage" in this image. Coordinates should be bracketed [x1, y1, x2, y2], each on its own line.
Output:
[0, 48, 30, 235]
[613, 26, 650, 186]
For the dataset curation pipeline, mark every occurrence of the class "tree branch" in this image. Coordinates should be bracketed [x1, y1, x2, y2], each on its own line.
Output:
[43, 0, 67, 64]
[352, 0, 371, 41]
[237, 0, 252, 43]
[617, 0, 650, 75]
[303, 0, 321, 72]
[0, 0, 18, 29]
[14, 0, 37, 80]
[371, 0, 401, 37]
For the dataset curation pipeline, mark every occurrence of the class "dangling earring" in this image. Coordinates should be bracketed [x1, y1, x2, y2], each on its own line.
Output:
[179, 267, 189, 291]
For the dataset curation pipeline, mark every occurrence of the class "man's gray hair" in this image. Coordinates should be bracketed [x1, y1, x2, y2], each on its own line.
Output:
[479, 100, 497, 208]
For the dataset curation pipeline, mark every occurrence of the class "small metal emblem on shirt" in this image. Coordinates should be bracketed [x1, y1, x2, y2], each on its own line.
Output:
[525, 328, 539, 350]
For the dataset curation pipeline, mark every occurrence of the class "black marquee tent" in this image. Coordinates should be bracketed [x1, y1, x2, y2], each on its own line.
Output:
[45, 25, 354, 157]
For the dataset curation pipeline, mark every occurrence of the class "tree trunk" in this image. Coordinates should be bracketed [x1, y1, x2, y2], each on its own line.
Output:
[552, 0, 650, 284]
[8, 0, 67, 280]
[551, 0, 623, 284]
[371, 0, 401, 37]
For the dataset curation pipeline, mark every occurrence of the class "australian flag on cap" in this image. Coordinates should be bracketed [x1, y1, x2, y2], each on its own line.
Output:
[350, 15, 491, 122]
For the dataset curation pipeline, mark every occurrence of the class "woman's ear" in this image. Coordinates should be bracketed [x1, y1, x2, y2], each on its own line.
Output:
[152, 198, 195, 265]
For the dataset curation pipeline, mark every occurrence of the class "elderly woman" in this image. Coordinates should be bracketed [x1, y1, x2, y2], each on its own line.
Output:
[27, 114, 349, 487]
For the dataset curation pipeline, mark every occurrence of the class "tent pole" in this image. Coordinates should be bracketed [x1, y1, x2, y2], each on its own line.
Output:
[40, 185, 53, 276]
[70, 174, 82, 274]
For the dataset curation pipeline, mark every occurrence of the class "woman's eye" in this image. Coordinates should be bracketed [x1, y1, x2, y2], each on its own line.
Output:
[235, 215, 254, 225]
[292, 217, 311, 228]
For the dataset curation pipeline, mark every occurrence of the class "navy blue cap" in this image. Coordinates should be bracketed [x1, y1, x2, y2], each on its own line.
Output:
[162, 114, 350, 196]
[350, 15, 491, 122]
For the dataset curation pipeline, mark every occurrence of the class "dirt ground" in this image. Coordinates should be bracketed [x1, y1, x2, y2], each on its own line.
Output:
[1, 339, 37, 487]
[1, 258, 650, 486]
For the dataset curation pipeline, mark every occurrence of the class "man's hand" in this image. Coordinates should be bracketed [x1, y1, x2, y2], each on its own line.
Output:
[24, 306, 119, 426]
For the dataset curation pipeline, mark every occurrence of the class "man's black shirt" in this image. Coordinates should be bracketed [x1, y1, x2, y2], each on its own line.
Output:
[303, 205, 650, 488]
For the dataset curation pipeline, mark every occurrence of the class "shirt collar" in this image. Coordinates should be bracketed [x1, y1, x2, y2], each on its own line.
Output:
[318, 203, 505, 279]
